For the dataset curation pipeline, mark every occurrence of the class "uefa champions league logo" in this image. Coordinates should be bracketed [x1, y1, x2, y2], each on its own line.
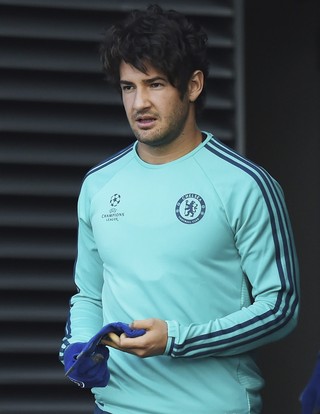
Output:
[101, 193, 124, 222]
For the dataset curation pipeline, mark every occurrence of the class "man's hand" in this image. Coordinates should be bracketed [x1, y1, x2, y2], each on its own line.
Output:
[101, 318, 168, 358]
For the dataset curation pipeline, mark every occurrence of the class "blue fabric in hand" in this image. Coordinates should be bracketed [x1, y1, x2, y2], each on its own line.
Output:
[64, 342, 110, 388]
[300, 354, 320, 414]
[64, 322, 145, 388]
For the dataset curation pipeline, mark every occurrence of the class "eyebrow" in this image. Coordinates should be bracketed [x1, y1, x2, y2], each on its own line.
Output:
[119, 76, 167, 86]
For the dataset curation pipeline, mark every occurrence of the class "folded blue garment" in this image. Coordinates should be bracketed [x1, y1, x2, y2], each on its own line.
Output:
[64, 322, 146, 388]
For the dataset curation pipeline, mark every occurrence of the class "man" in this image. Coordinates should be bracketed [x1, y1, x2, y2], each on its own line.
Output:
[60, 5, 300, 413]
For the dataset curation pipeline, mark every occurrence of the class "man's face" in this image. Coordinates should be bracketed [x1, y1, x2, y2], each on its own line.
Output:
[119, 61, 191, 148]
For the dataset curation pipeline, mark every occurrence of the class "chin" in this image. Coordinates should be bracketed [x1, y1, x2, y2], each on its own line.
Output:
[135, 131, 175, 148]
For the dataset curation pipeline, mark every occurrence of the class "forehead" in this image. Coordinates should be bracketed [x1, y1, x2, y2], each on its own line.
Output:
[119, 61, 167, 82]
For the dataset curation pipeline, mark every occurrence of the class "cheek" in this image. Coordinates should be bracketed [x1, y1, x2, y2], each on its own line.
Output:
[168, 100, 188, 120]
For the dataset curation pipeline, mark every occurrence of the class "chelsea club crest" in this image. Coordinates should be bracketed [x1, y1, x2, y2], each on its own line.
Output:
[175, 193, 206, 224]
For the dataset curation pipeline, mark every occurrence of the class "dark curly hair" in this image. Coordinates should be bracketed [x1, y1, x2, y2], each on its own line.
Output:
[100, 4, 209, 113]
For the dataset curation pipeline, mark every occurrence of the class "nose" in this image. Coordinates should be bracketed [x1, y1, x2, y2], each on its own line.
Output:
[133, 86, 151, 111]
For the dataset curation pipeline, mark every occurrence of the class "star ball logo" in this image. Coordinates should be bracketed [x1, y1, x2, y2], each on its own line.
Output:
[110, 193, 121, 207]
[175, 193, 206, 224]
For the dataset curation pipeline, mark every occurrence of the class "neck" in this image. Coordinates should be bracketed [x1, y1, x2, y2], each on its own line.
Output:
[137, 127, 203, 165]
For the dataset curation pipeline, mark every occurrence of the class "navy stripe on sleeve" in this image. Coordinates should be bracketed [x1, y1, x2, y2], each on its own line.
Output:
[85, 144, 134, 178]
[172, 137, 299, 357]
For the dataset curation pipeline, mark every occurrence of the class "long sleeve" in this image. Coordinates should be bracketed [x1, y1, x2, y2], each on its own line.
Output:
[59, 183, 104, 362]
[165, 140, 299, 358]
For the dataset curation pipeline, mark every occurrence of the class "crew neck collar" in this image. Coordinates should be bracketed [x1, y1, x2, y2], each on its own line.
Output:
[133, 131, 212, 168]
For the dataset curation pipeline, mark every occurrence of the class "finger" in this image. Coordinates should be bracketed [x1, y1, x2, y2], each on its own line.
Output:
[101, 340, 121, 350]
[118, 333, 147, 350]
[101, 332, 122, 349]
[109, 332, 122, 343]
[102, 331, 140, 350]
[130, 318, 152, 330]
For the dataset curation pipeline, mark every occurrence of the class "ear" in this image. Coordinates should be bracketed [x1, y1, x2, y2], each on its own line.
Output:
[188, 70, 204, 103]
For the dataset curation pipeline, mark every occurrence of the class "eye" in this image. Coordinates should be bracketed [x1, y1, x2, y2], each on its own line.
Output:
[121, 84, 134, 92]
[150, 82, 164, 89]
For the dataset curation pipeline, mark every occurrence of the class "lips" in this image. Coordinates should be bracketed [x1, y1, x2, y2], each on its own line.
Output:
[135, 115, 157, 129]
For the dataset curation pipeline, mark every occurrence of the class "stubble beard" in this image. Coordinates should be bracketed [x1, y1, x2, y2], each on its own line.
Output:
[131, 106, 190, 149]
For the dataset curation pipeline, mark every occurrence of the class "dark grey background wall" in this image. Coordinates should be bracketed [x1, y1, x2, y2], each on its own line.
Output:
[245, 0, 320, 413]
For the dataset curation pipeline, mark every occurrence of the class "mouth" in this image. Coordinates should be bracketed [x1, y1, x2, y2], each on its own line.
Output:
[135, 115, 157, 129]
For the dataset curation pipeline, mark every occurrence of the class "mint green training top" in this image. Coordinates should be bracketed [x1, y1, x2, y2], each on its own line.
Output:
[60, 132, 299, 414]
